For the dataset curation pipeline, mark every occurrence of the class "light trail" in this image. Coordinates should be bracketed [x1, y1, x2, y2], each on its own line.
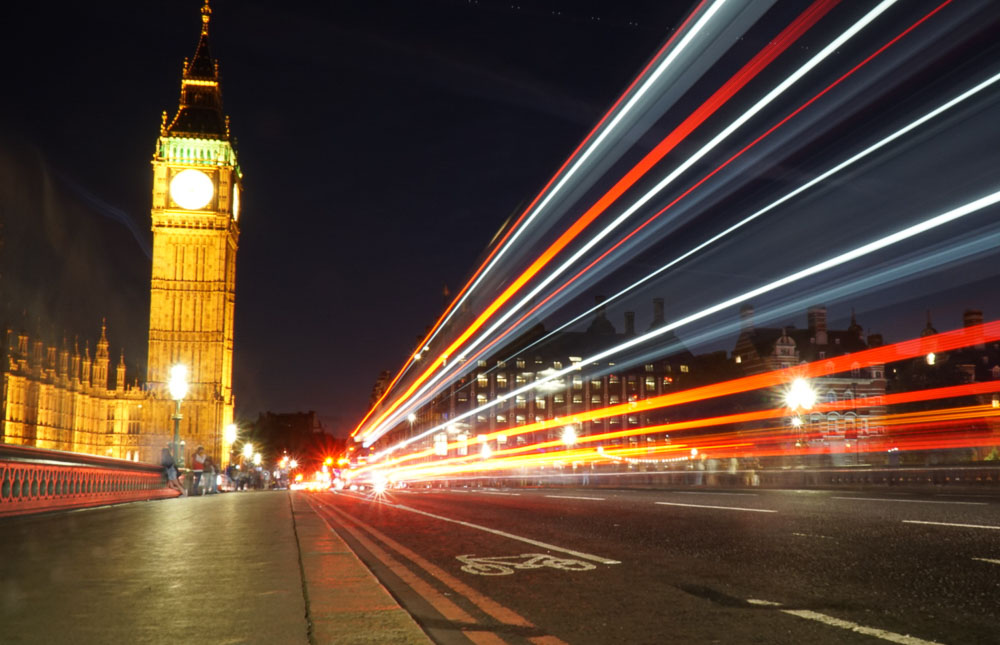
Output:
[361, 0, 901, 444]
[355, 0, 736, 440]
[369, 187, 1000, 458]
[349, 1, 719, 436]
[413, 0, 963, 408]
[508, 12, 997, 363]
[353, 322, 1000, 480]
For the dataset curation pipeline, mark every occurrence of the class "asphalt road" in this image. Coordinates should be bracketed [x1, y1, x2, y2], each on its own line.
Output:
[306, 486, 1000, 645]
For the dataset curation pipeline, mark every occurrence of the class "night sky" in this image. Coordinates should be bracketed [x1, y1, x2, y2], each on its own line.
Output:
[2, 1, 999, 437]
[0, 1, 693, 433]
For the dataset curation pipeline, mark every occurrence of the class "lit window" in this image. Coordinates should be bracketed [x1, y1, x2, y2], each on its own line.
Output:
[645, 364, 654, 373]
[457, 391, 468, 402]
[609, 395, 620, 405]
[628, 415, 638, 425]
[496, 374, 508, 388]
[515, 415, 526, 425]
[477, 375, 488, 388]
[515, 374, 526, 386]
[496, 414, 506, 423]
[572, 376, 583, 390]
[645, 377, 656, 391]
[497, 360, 506, 368]
[515, 395, 527, 409]
[610, 416, 620, 425]
[609, 374, 620, 385]
[478, 360, 487, 367]
[535, 398, 546, 409]
[516, 359, 526, 369]
[553, 361, 563, 370]
[590, 379, 602, 389]
[477, 394, 487, 404]
[572, 394, 583, 404]
[735, 355, 742, 364]
[680, 365, 689, 373]
[554, 393, 565, 404]
[591, 394, 602, 405]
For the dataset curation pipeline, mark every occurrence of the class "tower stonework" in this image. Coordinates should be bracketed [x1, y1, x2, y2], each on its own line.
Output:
[147, 0, 241, 463]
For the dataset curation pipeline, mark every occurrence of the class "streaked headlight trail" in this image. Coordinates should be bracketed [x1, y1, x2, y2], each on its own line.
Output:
[346, 0, 1000, 484]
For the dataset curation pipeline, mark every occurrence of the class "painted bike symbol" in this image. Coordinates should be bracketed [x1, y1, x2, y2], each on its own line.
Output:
[456, 553, 597, 576]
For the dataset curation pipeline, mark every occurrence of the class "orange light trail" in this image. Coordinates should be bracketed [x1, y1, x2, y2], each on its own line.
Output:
[349, 1, 713, 438]
[351, 322, 1000, 479]
[353, 0, 841, 442]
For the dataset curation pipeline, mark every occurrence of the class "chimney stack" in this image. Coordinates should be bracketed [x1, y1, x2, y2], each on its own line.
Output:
[624, 311, 635, 336]
[808, 305, 828, 345]
[651, 298, 664, 327]
[740, 304, 755, 331]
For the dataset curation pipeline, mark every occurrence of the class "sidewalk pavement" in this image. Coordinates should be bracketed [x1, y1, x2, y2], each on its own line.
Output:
[0, 490, 431, 645]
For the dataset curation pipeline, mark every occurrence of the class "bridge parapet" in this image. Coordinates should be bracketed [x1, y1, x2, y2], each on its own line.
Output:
[0, 444, 179, 517]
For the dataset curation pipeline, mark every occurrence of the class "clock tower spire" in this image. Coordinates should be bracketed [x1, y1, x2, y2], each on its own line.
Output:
[147, 0, 241, 465]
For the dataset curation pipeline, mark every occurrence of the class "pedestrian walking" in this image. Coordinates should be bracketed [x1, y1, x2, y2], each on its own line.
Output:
[191, 445, 207, 495]
[204, 456, 219, 494]
[161, 446, 186, 496]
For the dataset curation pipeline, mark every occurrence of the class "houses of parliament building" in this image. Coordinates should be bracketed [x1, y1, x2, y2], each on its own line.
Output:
[1, 1, 241, 465]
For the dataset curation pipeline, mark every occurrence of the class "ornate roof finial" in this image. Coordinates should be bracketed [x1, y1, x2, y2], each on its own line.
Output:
[201, 0, 212, 35]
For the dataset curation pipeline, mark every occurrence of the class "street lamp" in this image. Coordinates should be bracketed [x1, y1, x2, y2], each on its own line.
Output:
[168, 364, 188, 467]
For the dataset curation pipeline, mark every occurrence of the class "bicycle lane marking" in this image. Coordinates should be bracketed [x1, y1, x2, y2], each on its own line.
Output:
[310, 495, 571, 645]
[335, 490, 621, 564]
[386, 498, 621, 565]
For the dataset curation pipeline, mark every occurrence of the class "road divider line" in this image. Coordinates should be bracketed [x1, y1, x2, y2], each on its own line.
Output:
[791, 532, 834, 540]
[675, 491, 758, 496]
[780, 609, 943, 645]
[655, 501, 776, 513]
[746, 598, 942, 644]
[304, 497, 478, 627]
[903, 520, 1000, 530]
[385, 501, 620, 565]
[832, 496, 988, 506]
[481, 491, 521, 496]
[973, 557, 1000, 565]
[545, 495, 606, 501]
[312, 497, 565, 639]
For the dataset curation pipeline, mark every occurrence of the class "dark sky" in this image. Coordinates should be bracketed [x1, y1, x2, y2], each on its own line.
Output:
[0, 0, 694, 434]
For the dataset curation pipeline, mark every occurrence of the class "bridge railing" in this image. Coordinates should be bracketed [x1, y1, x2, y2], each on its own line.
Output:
[0, 443, 179, 517]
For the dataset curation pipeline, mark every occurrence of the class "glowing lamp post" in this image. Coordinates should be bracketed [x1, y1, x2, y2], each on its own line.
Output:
[785, 378, 816, 450]
[224, 423, 238, 467]
[168, 364, 188, 467]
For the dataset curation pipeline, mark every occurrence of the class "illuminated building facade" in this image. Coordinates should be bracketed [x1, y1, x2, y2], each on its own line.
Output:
[1, 2, 242, 465]
[370, 298, 700, 456]
[145, 0, 241, 464]
[733, 305, 887, 448]
[1, 323, 146, 460]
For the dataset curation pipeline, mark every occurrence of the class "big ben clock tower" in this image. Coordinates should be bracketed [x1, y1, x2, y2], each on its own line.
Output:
[147, 0, 241, 463]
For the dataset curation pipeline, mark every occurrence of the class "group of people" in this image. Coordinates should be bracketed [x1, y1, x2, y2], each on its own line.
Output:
[160, 445, 221, 496]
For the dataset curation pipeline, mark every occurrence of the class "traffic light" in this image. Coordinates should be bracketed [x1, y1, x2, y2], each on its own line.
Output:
[324, 456, 334, 466]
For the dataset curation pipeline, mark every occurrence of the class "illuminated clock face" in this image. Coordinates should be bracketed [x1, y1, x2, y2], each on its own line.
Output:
[232, 183, 241, 221]
[169, 169, 214, 210]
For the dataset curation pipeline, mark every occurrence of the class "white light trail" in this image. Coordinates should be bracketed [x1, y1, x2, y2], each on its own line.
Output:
[361, 0, 733, 430]
[363, 0, 900, 445]
[372, 188, 1000, 460]
[514, 71, 1000, 354]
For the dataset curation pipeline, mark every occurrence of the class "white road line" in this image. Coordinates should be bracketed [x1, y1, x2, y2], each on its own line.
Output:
[675, 491, 758, 496]
[792, 532, 835, 540]
[903, 520, 1000, 530]
[832, 496, 988, 506]
[782, 609, 943, 645]
[449, 490, 471, 493]
[973, 557, 1000, 565]
[545, 495, 605, 501]
[655, 501, 776, 513]
[386, 502, 620, 565]
[481, 491, 521, 496]
[747, 598, 943, 645]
